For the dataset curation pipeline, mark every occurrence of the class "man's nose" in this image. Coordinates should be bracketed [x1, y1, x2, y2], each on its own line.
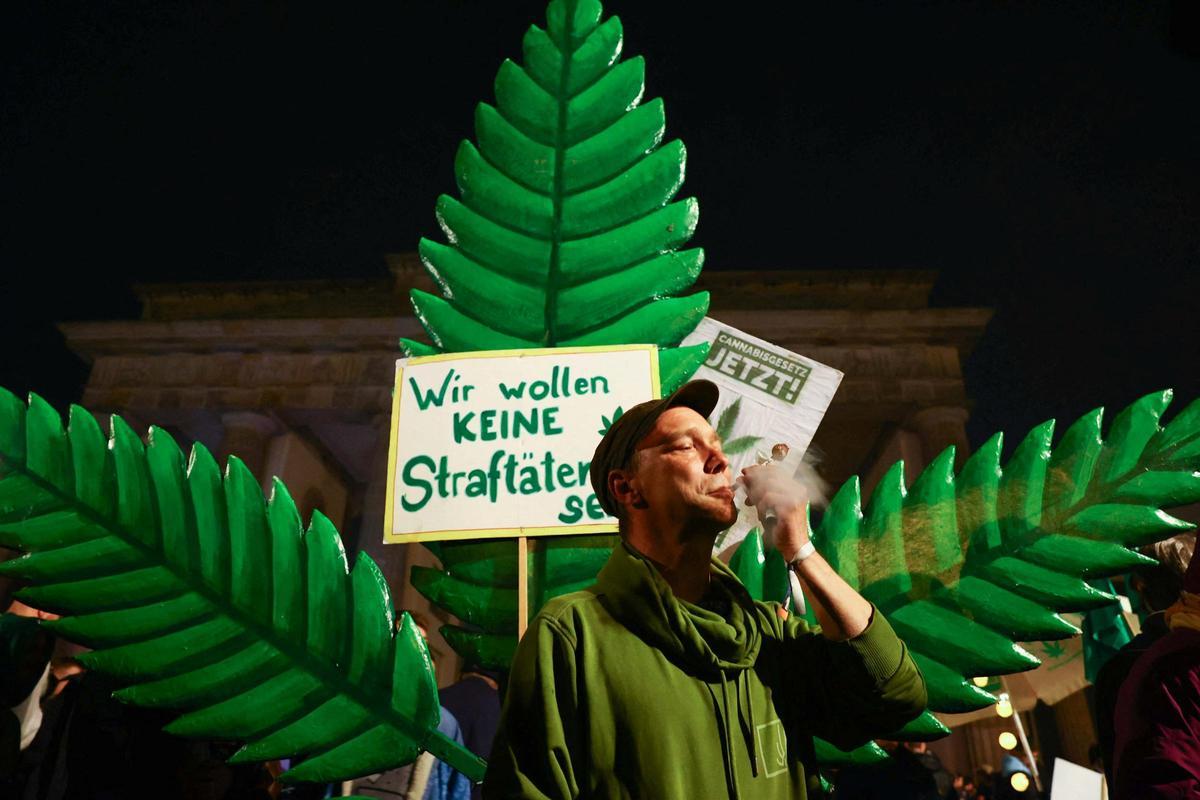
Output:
[706, 448, 729, 475]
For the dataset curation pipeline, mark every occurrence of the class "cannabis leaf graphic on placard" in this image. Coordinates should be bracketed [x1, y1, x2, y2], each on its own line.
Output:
[713, 398, 763, 456]
[599, 405, 624, 436]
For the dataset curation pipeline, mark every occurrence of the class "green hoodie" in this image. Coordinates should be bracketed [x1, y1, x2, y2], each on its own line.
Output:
[485, 543, 927, 799]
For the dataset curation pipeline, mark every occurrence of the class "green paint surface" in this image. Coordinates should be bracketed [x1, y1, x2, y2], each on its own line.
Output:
[0, 390, 485, 784]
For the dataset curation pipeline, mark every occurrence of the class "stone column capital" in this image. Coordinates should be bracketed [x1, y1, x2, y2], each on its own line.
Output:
[904, 405, 971, 468]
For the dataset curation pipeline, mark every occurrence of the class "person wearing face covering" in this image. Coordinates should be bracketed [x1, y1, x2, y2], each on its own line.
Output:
[484, 380, 927, 800]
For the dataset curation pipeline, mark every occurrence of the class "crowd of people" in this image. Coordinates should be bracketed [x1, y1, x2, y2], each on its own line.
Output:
[0, 589, 501, 800]
[830, 742, 1037, 800]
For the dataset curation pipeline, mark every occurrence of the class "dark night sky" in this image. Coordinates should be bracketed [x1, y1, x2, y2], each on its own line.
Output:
[2, 1, 1198, 451]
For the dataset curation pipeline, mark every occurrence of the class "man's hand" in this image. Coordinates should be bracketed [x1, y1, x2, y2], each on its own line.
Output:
[740, 463, 810, 562]
[741, 461, 873, 640]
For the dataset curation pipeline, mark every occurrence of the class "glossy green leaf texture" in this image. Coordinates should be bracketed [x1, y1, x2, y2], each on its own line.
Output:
[397, 0, 710, 396]
[407, 0, 711, 676]
[417, 535, 617, 669]
[725, 392, 1197, 762]
[0, 389, 486, 784]
[810, 389, 1196, 719]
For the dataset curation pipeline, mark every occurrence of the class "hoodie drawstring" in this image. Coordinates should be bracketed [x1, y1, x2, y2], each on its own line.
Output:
[707, 671, 762, 800]
[721, 672, 740, 800]
[739, 670, 758, 777]
[707, 673, 740, 800]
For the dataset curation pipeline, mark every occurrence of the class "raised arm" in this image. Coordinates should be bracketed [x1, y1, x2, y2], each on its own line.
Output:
[741, 463, 871, 639]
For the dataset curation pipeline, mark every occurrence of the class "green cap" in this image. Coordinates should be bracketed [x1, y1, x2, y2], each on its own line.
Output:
[589, 380, 720, 517]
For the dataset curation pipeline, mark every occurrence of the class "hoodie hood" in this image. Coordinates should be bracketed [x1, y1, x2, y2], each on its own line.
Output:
[595, 541, 761, 676]
[594, 541, 764, 799]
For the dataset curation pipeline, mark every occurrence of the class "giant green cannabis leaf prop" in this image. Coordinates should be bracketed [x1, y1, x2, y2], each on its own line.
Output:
[406, 0, 712, 671]
[399, 0, 710, 396]
[731, 389, 1200, 758]
[0, 390, 486, 784]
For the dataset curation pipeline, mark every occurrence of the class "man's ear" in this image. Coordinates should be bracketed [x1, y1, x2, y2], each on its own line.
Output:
[608, 469, 645, 511]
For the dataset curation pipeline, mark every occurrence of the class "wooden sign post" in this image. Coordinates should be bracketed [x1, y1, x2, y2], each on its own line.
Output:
[517, 536, 529, 639]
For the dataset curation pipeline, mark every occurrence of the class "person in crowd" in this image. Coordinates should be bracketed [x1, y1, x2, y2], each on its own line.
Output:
[993, 753, 1035, 800]
[0, 601, 55, 796]
[350, 614, 471, 800]
[1093, 532, 1195, 785]
[906, 741, 954, 799]
[439, 665, 501, 800]
[486, 380, 926, 799]
[971, 765, 995, 800]
[951, 773, 976, 800]
[350, 707, 470, 800]
[832, 740, 945, 799]
[1111, 538, 1200, 797]
[2, 591, 280, 800]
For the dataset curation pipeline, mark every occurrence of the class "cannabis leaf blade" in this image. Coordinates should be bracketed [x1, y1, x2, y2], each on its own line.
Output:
[711, 398, 763, 456]
[723, 436, 761, 456]
[714, 398, 742, 440]
[0, 389, 485, 784]
[729, 389, 1198, 761]
[821, 390, 1195, 718]
[398, 0, 709, 395]
[402, 0, 713, 672]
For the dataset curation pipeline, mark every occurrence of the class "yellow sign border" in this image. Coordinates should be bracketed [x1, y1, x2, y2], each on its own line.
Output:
[383, 344, 661, 545]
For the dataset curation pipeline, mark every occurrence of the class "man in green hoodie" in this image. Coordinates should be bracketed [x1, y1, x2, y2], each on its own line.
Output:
[485, 380, 927, 799]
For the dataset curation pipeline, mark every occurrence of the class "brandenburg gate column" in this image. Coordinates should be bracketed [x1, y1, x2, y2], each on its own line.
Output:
[906, 405, 971, 470]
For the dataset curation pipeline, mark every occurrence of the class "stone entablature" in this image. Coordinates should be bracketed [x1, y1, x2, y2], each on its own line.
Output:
[62, 275, 990, 487]
[698, 269, 940, 311]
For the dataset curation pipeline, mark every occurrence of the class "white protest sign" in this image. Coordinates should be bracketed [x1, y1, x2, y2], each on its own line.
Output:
[680, 317, 843, 552]
[384, 345, 659, 543]
[1049, 758, 1102, 800]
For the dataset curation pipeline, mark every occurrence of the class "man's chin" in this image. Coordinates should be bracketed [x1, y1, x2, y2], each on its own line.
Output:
[701, 498, 738, 531]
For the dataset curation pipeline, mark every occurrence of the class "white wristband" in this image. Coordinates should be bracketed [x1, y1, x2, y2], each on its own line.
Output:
[788, 540, 816, 567]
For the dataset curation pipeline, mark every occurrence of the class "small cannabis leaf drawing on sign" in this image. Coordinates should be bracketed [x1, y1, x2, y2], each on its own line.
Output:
[713, 398, 762, 456]
[599, 406, 624, 436]
[1041, 641, 1067, 660]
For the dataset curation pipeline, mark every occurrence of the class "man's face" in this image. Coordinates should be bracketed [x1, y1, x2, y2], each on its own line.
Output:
[623, 406, 736, 532]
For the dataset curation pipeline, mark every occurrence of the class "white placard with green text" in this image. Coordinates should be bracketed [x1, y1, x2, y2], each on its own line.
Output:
[680, 317, 844, 552]
[384, 345, 659, 543]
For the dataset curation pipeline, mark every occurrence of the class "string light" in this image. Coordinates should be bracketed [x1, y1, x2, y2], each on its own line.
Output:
[995, 692, 1013, 718]
[998, 732, 1017, 750]
[1011, 773, 1030, 792]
